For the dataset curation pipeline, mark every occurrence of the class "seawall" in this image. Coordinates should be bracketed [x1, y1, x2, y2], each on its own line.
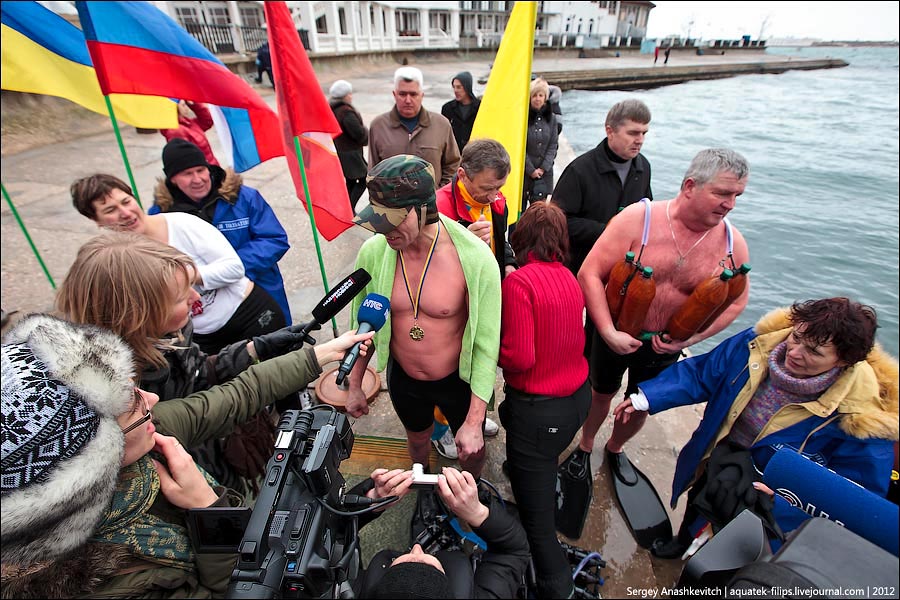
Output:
[534, 58, 849, 91]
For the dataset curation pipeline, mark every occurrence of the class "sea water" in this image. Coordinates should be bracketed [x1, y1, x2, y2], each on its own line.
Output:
[561, 46, 900, 356]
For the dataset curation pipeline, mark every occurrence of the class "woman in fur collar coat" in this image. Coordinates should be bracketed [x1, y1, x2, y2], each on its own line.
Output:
[614, 297, 898, 556]
[1, 315, 372, 598]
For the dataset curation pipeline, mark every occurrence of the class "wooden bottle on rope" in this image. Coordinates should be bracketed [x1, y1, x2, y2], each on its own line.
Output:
[606, 251, 637, 324]
[616, 266, 656, 338]
[666, 269, 734, 341]
[698, 263, 751, 334]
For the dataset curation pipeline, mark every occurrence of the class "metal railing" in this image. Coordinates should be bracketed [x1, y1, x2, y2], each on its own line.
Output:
[184, 23, 236, 54]
[239, 26, 268, 53]
[183, 22, 269, 55]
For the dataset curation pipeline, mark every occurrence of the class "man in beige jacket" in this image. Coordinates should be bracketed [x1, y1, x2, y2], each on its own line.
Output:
[368, 66, 461, 189]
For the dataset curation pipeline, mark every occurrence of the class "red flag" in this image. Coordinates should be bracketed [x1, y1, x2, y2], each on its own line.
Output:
[264, 2, 352, 241]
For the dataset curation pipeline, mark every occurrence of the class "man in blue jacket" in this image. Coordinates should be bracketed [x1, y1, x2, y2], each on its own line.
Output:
[613, 298, 898, 556]
[151, 139, 292, 324]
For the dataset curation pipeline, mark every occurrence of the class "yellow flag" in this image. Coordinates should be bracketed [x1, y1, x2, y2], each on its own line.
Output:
[470, 1, 537, 225]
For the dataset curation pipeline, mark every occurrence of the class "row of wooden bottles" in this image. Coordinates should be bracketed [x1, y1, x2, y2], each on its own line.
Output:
[666, 263, 752, 341]
[606, 251, 751, 341]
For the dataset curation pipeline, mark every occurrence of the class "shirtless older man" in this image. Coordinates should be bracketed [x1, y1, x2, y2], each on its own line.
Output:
[565, 148, 751, 484]
[346, 155, 501, 477]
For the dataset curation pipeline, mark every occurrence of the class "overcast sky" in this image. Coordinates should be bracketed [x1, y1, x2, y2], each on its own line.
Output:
[646, 1, 900, 41]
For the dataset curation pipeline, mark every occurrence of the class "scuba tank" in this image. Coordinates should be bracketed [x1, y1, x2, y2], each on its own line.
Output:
[666, 269, 733, 341]
[698, 263, 751, 333]
[616, 266, 656, 338]
[606, 251, 637, 324]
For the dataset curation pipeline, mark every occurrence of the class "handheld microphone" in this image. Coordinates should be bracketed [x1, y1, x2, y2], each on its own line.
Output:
[334, 294, 390, 386]
[298, 269, 372, 339]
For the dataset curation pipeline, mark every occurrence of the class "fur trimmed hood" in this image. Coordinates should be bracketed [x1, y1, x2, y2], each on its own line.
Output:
[1, 543, 133, 599]
[754, 307, 899, 441]
[1, 315, 134, 567]
[152, 165, 242, 212]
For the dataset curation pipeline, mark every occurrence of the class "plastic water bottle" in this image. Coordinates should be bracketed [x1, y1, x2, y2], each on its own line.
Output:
[616, 266, 656, 338]
[666, 269, 734, 341]
[606, 251, 637, 324]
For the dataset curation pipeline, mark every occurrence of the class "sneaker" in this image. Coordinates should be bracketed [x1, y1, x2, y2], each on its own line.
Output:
[484, 417, 500, 437]
[432, 428, 458, 460]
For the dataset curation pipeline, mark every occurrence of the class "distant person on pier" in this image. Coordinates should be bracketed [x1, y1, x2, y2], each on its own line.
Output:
[664, 46, 671, 64]
[552, 98, 653, 358]
[368, 66, 460, 189]
[441, 71, 481, 152]
[561, 149, 751, 509]
[654, 45, 660, 64]
[329, 79, 369, 215]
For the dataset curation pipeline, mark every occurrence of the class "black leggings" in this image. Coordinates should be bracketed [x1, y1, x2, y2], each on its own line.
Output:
[193, 284, 286, 355]
[500, 380, 591, 598]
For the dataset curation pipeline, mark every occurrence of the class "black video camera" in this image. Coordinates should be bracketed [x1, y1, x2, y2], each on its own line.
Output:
[189, 408, 359, 599]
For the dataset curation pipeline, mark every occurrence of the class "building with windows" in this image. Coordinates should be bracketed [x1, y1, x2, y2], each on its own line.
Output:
[147, 1, 655, 58]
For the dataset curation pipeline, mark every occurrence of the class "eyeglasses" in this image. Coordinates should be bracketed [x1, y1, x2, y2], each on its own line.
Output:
[122, 388, 153, 435]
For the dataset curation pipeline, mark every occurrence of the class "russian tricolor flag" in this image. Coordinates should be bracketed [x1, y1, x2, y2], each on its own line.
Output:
[75, 1, 282, 172]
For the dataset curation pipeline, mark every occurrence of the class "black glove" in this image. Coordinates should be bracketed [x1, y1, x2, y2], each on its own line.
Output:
[252, 321, 320, 362]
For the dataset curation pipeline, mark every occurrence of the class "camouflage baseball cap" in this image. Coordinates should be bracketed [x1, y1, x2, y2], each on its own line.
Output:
[353, 155, 437, 234]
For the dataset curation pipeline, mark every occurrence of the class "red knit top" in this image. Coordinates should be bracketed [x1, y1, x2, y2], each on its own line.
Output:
[499, 259, 588, 396]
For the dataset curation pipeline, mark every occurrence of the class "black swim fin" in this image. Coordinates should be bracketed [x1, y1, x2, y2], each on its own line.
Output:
[607, 448, 672, 549]
[556, 448, 593, 539]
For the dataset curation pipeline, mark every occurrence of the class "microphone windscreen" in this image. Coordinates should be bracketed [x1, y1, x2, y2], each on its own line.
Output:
[356, 294, 390, 330]
[764, 449, 898, 555]
[312, 269, 372, 323]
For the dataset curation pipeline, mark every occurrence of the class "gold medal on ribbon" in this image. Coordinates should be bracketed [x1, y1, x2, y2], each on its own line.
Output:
[399, 224, 440, 345]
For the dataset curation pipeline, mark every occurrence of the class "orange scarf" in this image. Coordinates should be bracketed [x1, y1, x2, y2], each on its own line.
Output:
[456, 179, 494, 253]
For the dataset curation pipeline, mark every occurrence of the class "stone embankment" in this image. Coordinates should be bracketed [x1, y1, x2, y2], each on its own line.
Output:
[536, 58, 849, 91]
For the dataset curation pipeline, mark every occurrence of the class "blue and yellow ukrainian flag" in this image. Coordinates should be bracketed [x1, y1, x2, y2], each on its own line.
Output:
[1, 1, 176, 129]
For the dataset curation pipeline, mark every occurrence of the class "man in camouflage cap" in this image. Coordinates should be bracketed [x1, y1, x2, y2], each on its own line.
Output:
[353, 155, 440, 234]
[347, 155, 501, 478]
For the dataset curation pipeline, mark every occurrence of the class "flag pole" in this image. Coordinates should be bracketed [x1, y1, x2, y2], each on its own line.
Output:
[1, 182, 56, 290]
[292, 136, 338, 338]
[102, 95, 142, 208]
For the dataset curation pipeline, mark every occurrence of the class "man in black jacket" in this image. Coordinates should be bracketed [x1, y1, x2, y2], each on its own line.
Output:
[353, 467, 530, 599]
[441, 71, 481, 153]
[552, 98, 652, 345]
[551, 98, 652, 472]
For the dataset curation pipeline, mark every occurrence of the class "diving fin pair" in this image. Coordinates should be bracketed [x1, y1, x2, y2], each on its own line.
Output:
[607, 448, 672, 548]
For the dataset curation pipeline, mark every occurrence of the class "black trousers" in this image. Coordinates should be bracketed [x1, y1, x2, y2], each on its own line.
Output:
[193, 284, 286, 355]
[499, 380, 591, 598]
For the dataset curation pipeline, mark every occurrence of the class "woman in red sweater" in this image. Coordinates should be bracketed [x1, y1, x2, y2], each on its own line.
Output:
[498, 201, 590, 598]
